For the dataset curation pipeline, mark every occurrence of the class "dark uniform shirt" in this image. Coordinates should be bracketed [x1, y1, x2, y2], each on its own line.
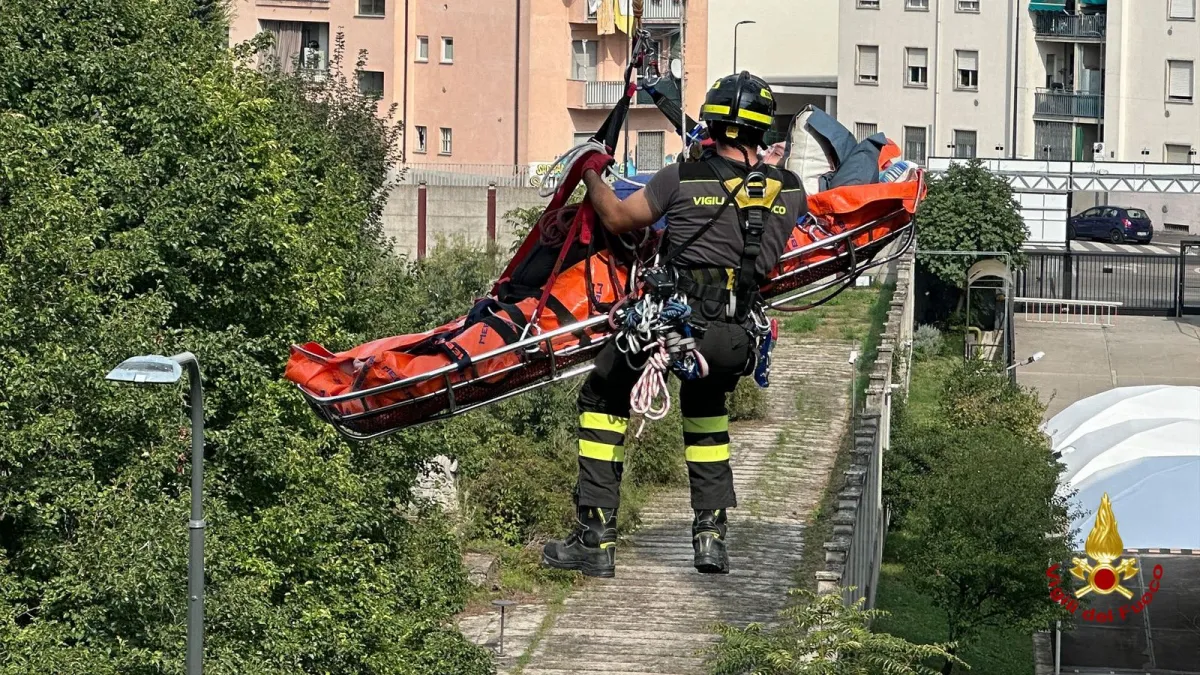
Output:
[643, 158, 808, 280]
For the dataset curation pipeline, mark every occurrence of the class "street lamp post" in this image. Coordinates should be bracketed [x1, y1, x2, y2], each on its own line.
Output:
[1007, 351, 1045, 372]
[107, 353, 205, 675]
[733, 20, 756, 72]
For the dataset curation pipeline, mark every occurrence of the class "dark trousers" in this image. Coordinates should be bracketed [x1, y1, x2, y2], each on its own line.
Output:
[575, 320, 754, 511]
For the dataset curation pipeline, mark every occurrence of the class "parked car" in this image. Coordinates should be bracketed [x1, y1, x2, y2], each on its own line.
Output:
[1067, 206, 1154, 244]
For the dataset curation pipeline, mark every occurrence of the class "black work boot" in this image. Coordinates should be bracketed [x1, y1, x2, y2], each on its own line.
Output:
[692, 509, 730, 574]
[542, 506, 618, 578]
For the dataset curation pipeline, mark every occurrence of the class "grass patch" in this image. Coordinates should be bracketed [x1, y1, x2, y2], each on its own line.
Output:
[790, 281, 896, 593]
[873, 563, 1034, 675]
[775, 285, 883, 341]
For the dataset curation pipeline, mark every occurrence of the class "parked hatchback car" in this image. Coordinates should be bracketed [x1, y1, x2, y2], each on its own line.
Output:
[1068, 206, 1154, 244]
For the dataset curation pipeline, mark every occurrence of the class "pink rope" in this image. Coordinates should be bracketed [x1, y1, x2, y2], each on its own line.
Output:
[630, 339, 671, 438]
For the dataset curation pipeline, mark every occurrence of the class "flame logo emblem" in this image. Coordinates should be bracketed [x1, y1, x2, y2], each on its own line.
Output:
[1070, 493, 1139, 599]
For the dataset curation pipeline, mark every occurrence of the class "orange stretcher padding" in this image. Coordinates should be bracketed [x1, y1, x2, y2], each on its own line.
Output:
[285, 159, 923, 423]
[286, 253, 627, 415]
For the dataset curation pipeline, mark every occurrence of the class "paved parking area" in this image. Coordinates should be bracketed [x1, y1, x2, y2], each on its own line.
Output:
[1015, 315, 1200, 420]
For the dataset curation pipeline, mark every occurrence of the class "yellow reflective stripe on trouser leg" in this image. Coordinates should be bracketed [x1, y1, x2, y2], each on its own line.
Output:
[578, 412, 628, 462]
[682, 416, 728, 435]
[685, 444, 731, 463]
[683, 415, 731, 463]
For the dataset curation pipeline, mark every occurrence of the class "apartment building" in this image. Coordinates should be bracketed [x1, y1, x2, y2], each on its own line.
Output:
[228, 0, 707, 171]
[839, 0, 1199, 235]
[838, 0, 1198, 164]
[706, 0, 840, 137]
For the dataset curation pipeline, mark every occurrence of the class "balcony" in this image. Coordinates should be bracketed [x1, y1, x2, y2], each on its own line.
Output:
[582, 0, 683, 24]
[1034, 13, 1106, 41]
[570, 79, 679, 109]
[1034, 89, 1104, 119]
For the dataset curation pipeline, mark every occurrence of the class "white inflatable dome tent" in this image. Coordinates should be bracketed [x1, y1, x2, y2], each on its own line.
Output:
[1044, 385, 1200, 551]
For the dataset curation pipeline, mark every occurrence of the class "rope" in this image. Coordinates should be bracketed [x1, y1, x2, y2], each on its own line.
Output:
[537, 140, 610, 198]
[630, 338, 670, 437]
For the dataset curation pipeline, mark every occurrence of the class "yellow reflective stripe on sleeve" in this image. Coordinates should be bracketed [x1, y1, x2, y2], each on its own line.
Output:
[683, 416, 729, 435]
[580, 412, 628, 434]
[686, 444, 731, 463]
[579, 439, 626, 463]
[702, 104, 731, 116]
[737, 108, 773, 125]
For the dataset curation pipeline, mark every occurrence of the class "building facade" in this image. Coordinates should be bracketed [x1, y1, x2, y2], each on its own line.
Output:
[706, 0, 840, 133]
[839, 0, 1199, 235]
[228, 0, 707, 171]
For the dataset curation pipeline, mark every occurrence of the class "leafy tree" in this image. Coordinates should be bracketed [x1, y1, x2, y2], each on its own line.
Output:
[705, 589, 963, 675]
[0, 2, 493, 673]
[939, 361, 1046, 445]
[916, 159, 1027, 287]
[899, 427, 1074, 674]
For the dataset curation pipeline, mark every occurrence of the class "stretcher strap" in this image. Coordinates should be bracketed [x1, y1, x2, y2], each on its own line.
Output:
[441, 341, 474, 374]
[544, 294, 592, 348]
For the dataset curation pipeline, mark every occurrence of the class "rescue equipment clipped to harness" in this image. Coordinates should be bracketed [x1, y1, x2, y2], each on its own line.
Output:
[618, 266, 711, 436]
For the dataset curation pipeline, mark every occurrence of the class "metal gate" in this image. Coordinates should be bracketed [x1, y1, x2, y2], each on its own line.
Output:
[1017, 250, 1180, 316]
[1179, 240, 1200, 315]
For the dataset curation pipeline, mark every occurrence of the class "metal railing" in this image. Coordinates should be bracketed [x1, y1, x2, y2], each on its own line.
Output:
[584, 81, 625, 107]
[1034, 13, 1106, 40]
[1035, 89, 1104, 118]
[396, 164, 560, 190]
[586, 0, 682, 22]
[1016, 297, 1121, 326]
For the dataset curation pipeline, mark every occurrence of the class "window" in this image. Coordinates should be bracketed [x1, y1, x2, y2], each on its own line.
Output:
[1126, 208, 1149, 219]
[636, 131, 665, 172]
[439, 127, 452, 155]
[904, 126, 927, 165]
[906, 48, 928, 87]
[952, 130, 977, 159]
[1166, 143, 1193, 163]
[1167, 60, 1194, 102]
[357, 70, 384, 99]
[854, 123, 878, 141]
[1079, 207, 1102, 218]
[1169, 0, 1196, 20]
[957, 0, 979, 11]
[907, 0, 929, 8]
[857, 0, 880, 7]
[956, 50, 979, 90]
[416, 36, 429, 62]
[441, 37, 454, 64]
[571, 39, 598, 81]
[415, 126, 427, 154]
[857, 45, 879, 84]
[358, 0, 385, 16]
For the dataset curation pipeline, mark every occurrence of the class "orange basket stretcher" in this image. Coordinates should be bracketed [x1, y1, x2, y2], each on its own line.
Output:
[286, 168, 924, 441]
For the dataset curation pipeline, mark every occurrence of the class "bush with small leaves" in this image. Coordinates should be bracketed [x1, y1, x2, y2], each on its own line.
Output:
[912, 324, 945, 361]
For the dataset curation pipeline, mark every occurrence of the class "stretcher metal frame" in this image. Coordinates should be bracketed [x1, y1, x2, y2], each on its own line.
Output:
[297, 182, 923, 442]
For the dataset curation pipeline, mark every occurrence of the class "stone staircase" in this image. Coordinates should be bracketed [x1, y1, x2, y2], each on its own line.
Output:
[508, 335, 857, 675]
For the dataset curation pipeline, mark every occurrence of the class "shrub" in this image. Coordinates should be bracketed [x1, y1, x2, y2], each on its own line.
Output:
[939, 360, 1046, 445]
[706, 589, 962, 674]
[912, 324, 945, 361]
[728, 378, 769, 422]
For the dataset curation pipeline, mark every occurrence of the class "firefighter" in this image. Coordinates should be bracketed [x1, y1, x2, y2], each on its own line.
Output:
[542, 72, 808, 578]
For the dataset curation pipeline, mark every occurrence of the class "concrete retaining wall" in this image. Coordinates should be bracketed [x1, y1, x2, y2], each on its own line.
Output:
[815, 248, 916, 608]
[382, 184, 548, 259]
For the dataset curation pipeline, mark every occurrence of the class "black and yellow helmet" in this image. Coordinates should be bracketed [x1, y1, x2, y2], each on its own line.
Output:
[700, 71, 776, 141]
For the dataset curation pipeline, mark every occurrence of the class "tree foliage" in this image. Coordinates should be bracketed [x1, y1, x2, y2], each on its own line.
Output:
[0, 2, 494, 672]
[915, 160, 1027, 287]
[705, 589, 963, 675]
[901, 428, 1074, 660]
[885, 360, 1074, 672]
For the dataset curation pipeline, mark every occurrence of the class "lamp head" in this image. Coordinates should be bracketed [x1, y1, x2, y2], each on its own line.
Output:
[106, 355, 183, 385]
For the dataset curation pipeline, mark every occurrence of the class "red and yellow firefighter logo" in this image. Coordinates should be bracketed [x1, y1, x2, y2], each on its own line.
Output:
[1070, 493, 1139, 599]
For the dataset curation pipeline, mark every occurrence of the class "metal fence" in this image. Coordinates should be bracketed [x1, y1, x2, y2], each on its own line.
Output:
[1034, 89, 1104, 119]
[396, 164, 561, 190]
[1017, 250, 1180, 316]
